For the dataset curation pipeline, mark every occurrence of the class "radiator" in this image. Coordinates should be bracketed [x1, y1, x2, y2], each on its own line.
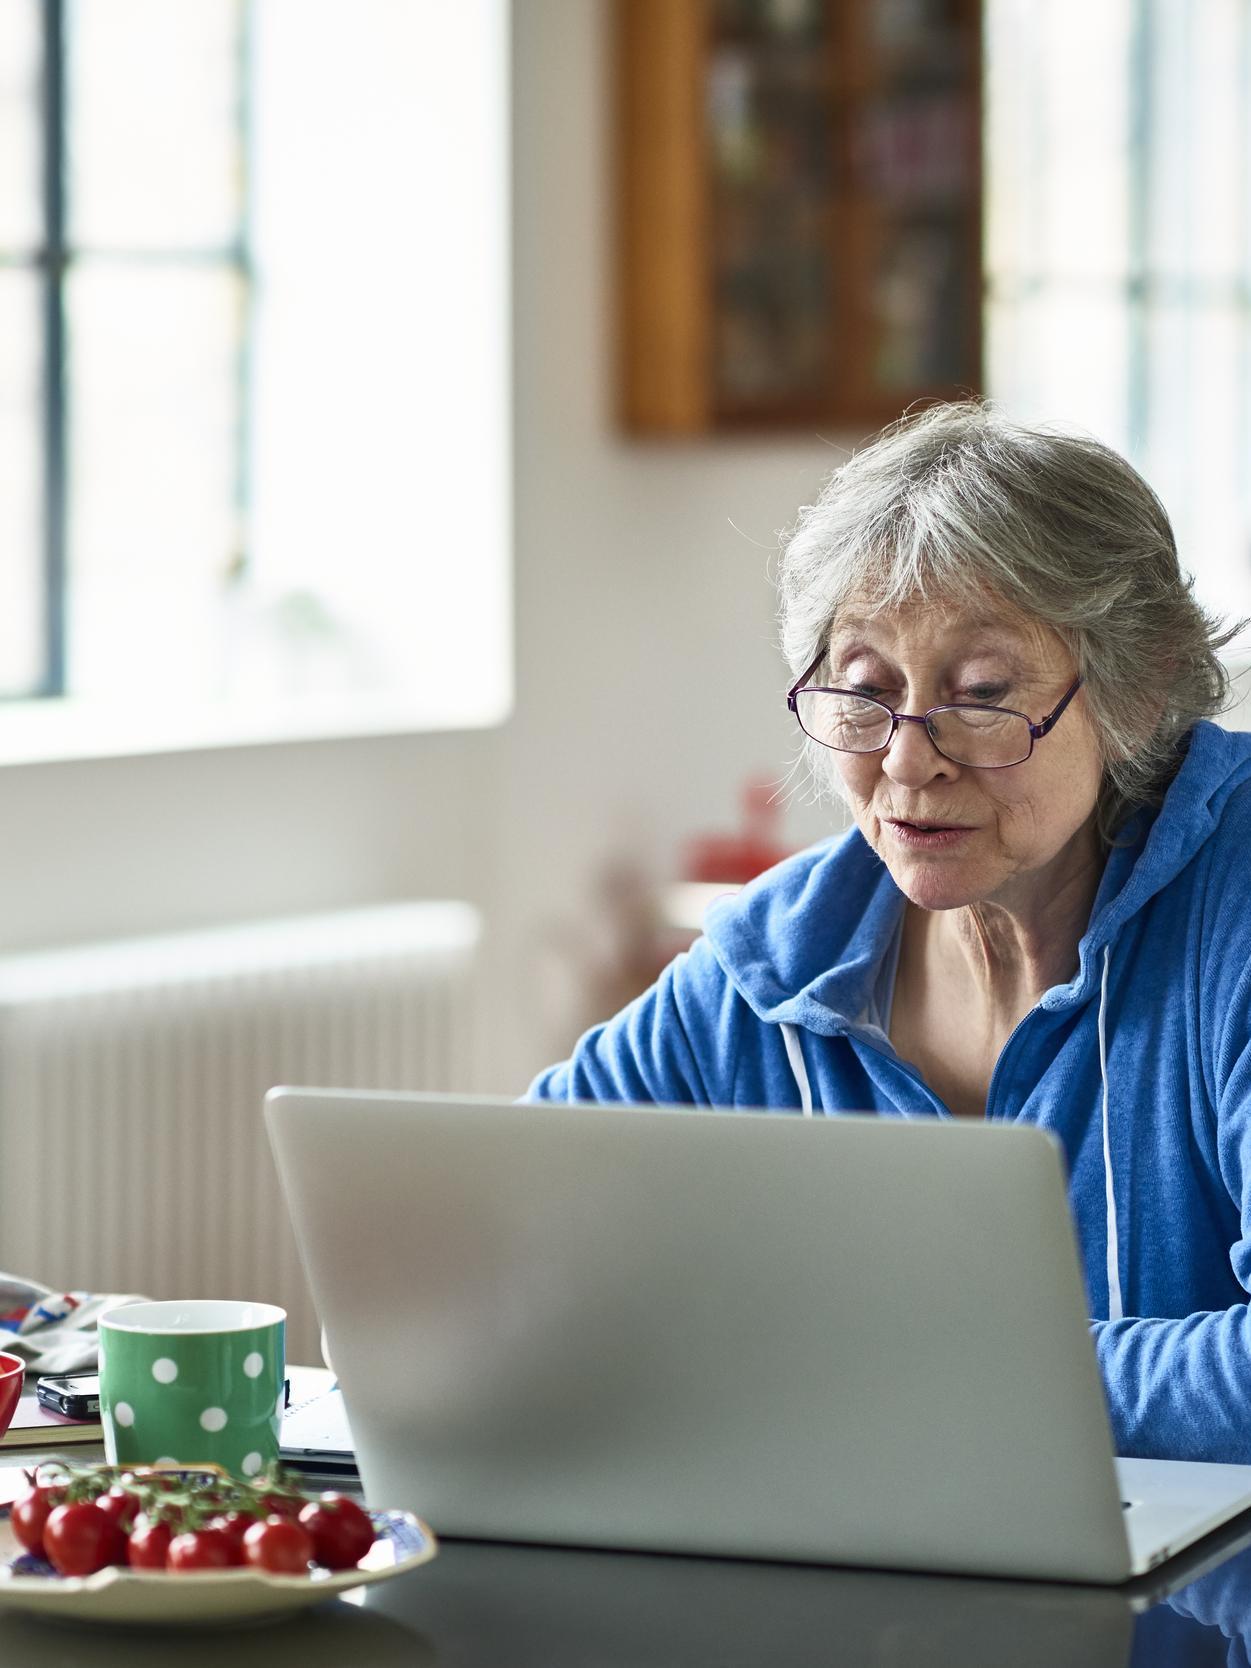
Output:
[0, 902, 480, 1364]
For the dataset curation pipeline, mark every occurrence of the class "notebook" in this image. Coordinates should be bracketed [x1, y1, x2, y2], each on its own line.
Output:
[279, 1367, 357, 1483]
[0, 1388, 104, 1451]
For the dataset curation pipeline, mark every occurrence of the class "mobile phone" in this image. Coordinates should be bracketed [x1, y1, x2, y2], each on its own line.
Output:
[35, 1372, 101, 1420]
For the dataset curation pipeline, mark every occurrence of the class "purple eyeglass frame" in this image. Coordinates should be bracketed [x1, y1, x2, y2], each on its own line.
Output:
[786, 647, 1084, 769]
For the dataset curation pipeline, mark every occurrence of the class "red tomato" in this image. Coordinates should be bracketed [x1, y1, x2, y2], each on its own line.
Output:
[10, 1484, 63, 1558]
[242, 1516, 314, 1575]
[297, 1494, 375, 1570]
[254, 1490, 304, 1521]
[167, 1527, 237, 1572]
[205, 1512, 252, 1560]
[42, 1502, 123, 1576]
[93, 1486, 140, 1539]
[126, 1518, 174, 1570]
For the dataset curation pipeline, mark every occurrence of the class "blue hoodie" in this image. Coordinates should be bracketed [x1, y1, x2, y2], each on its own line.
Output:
[528, 721, 1251, 1465]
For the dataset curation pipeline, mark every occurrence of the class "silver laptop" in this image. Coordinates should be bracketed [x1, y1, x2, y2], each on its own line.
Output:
[263, 1088, 1251, 1584]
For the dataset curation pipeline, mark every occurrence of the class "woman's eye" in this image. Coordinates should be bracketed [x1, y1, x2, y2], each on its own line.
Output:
[963, 684, 1008, 705]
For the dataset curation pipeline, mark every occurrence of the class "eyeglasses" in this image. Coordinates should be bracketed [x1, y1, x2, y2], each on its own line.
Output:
[786, 650, 1084, 770]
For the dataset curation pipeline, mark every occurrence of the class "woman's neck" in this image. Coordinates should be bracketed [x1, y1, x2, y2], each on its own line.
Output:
[919, 830, 1106, 1016]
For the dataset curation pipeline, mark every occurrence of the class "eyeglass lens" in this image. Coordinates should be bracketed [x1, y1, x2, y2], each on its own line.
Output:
[793, 692, 1032, 768]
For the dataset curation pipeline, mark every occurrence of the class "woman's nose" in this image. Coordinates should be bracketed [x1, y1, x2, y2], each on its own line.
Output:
[880, 717, 960, 787]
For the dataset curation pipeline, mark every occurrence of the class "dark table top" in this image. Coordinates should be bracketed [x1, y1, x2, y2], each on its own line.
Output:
[6, 1514, 1251, 1666]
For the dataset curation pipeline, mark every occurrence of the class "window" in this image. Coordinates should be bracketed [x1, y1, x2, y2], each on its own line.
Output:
[985, 0, 1251, 635]
[0, 0, 510, 759]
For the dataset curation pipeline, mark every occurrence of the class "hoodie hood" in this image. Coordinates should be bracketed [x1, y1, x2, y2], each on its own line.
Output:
[705, 721, 1251, 1035]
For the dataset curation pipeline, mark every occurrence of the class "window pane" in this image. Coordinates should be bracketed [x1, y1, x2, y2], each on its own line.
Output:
[1141, 301, 1251, 620]
[67, 265, 240, 699]
[985, 0, 1132, 282]
[247, 0, 510, 718]
[40, 0, 510, 745]
[67, 0, 242, 251]
[985, 288, 1130, 452]
[0, 270, 44, 694]
[986, 0, 1251, 650]
[1185, 307, 1248, 614]
[1145, 0, 1246, 284]
[0, 0, 42, 251]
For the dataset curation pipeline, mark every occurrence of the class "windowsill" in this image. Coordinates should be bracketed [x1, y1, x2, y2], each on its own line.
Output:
[0, 689, 513, 768]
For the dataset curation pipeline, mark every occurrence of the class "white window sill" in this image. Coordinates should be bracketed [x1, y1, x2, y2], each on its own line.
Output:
[0, 689, 512, 767]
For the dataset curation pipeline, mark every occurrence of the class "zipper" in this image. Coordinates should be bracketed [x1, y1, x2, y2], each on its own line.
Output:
[838, 1003, 1049, 1122]
[982, 1004, 1048, 1122]
[839, 1027, 956, 1120]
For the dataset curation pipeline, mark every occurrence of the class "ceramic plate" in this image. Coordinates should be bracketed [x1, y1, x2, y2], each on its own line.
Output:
[0, 1509, 436, 1627]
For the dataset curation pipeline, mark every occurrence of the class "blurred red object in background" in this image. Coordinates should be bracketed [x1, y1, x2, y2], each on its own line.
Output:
[536, 776, 794, 1058]
[681, 776, 790, 885]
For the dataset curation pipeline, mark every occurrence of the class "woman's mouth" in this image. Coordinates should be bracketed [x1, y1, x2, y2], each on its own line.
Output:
[885, 818, 974, 850]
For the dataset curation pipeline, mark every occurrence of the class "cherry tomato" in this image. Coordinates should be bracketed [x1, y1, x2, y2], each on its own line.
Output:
[242, 1515, 314, 1574]
[205, 1511, 252, 1560]
[10, 1483, 64, 1558]
[93, 1485, 140, 1538]
[126, 1518, 174, 1570]
[42, 1502, 123, 1576]
[167, 1527, 237, 1572]
[297, 1493, 375, 1570]
[254, 1489, 304, 1521]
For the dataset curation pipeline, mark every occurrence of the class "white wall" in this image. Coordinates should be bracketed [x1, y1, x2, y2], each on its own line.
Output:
[0, 0, 847, 1089]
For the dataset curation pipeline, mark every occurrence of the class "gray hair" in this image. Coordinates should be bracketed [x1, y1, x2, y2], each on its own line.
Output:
[777, 401, 1243, 840]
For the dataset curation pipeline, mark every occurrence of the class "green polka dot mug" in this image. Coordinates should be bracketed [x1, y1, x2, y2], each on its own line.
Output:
[98, 1300, 286, 1477]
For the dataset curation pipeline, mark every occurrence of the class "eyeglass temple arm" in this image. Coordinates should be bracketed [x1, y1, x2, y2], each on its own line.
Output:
[1029, 677, 1084, 739]
[786, 647, 828, 710]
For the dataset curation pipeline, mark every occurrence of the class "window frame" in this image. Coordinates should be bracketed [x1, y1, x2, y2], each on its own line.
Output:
[0, 0, 513, 765]
[22, 0, 253, 705]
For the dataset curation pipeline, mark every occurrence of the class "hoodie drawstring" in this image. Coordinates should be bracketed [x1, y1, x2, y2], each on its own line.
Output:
[1099, 943, 1123, 1321]
[780, 1023, 813, 1116]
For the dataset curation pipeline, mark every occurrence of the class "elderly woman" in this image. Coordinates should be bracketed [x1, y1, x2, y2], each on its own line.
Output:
[528, 401, 1251, 1466]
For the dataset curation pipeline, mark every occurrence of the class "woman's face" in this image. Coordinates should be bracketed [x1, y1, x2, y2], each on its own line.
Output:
[824, 600, 1105, 914]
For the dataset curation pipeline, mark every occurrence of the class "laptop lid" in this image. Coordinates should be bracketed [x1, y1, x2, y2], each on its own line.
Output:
[264, 1089, 1133, 1582]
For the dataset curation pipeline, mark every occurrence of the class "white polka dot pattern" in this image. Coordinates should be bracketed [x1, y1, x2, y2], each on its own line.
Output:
[101, 1313, 284, 1475]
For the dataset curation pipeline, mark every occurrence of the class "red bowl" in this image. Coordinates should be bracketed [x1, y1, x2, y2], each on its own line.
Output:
[0, 1352, 24, 1439]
